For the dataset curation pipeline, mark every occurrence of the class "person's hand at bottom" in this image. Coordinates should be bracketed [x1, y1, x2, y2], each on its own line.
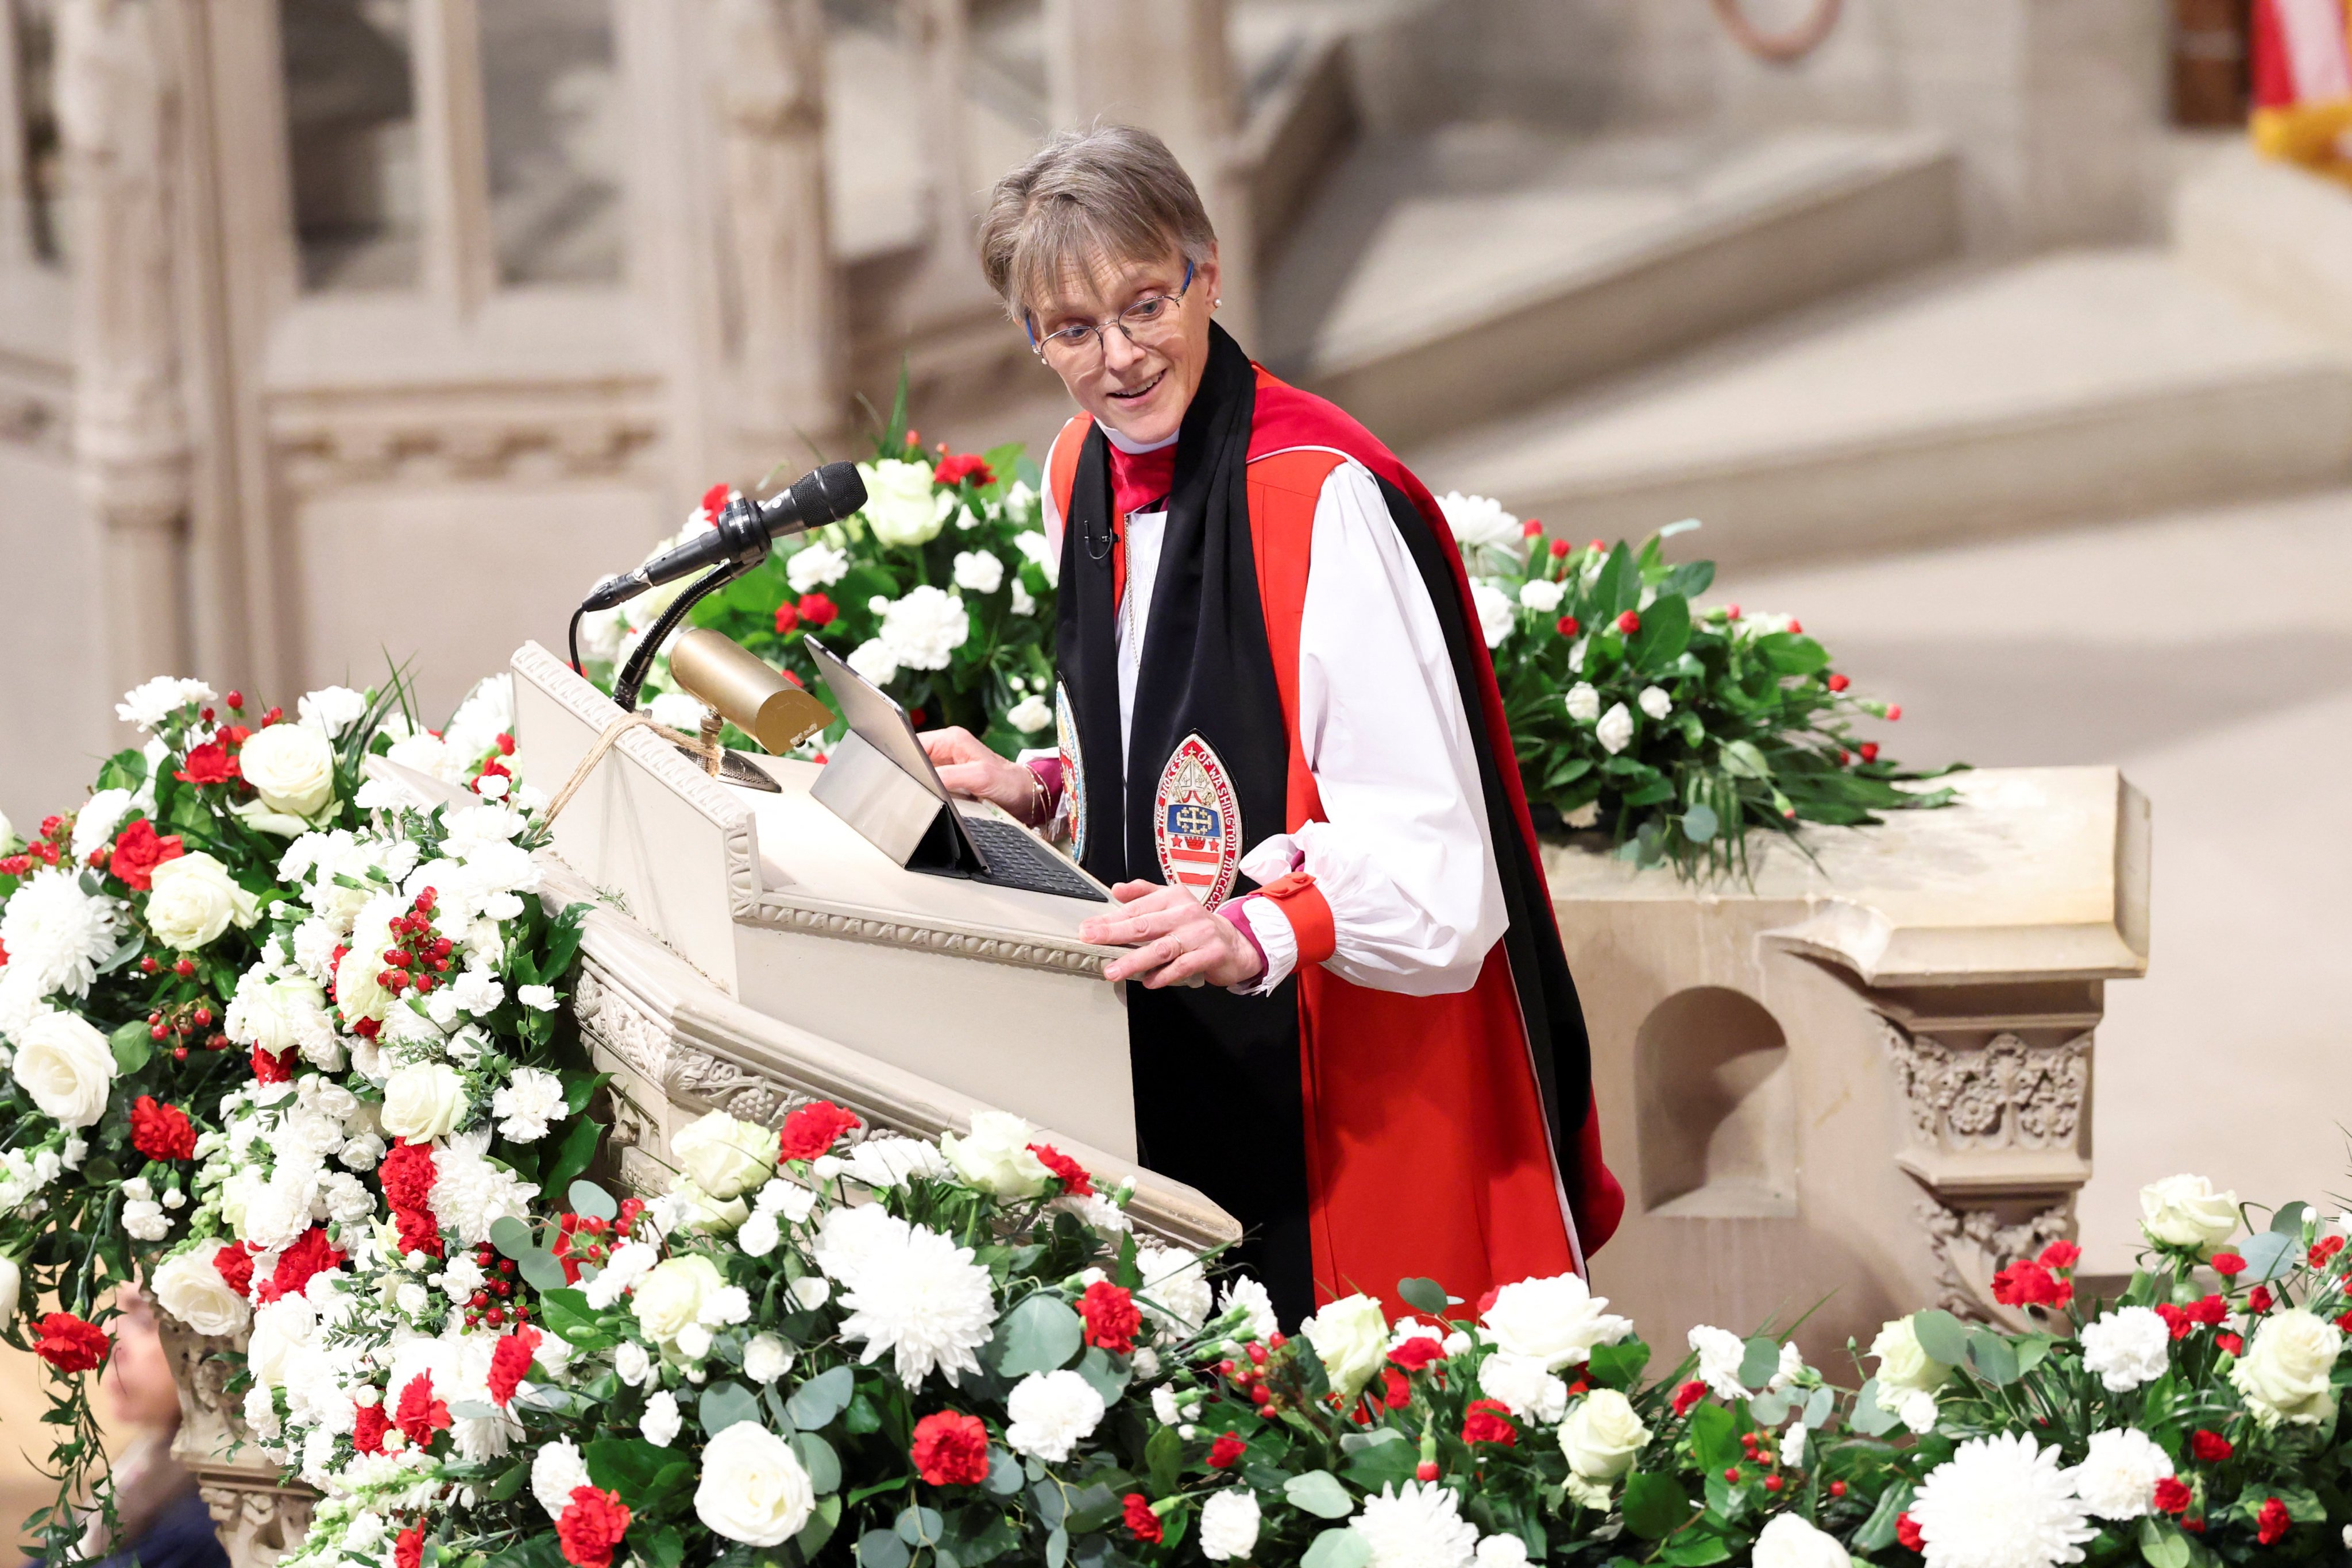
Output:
[1080, 880, 1265, 989]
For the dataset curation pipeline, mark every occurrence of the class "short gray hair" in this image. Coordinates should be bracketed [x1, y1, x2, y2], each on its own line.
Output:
[978, 123, 1216, 322]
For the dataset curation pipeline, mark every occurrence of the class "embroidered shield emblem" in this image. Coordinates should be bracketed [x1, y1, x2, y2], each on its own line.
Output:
[1053, 681, 1086, 861]
[1153, 732, 1242, 909]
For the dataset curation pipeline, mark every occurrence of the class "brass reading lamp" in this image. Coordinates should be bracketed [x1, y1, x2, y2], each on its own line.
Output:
[665, 628, 835, 792]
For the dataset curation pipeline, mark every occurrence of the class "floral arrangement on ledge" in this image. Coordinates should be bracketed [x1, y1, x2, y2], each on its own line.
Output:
[1, 676, 2351, 1568]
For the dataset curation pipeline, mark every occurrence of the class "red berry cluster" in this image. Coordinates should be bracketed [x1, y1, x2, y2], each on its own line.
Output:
[1210, 1334, 1290, 1415]
[1, 814, 71, 875]
[551, 1200, 648, 1285]
[459, 1241, 527, 1331]
[1728, 1423, 1792, 1492]
[377, 888, 454, 1001]
[141, 990, 226, 1061]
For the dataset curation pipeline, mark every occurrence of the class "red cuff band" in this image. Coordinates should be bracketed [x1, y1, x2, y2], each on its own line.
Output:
[1255, 871, 1335, 967]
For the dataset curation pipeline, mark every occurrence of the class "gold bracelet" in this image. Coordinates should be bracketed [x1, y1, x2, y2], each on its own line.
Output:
[1023, 764, 1049, 828]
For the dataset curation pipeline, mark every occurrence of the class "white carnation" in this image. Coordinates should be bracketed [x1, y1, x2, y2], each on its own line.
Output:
[491, 1068, 566, 1143]
[1477, 1351, 1567, 1423]
[876, 585, 971, 671]
[1687, 1324, 1748, 1401]
[845, 639, 899, 688]
[640, 1389, 682, 1447]
[1007, 695, 1053, 734]
[1753, 1513, 1849, 1568]
[1470, 580, 1515, 648]
[787, 542, 850, 593]
[530, 1438, 592, 1518]
[952, 551, 1006, 594]
[1518, 578, 1564, 613]
[2067, 1427, 2173, 1521]
[2077, 1307, 2169, 1393]
[1596, 702, 1633, 754]
[844, 1136, 949, 1190]
[115, 677, 215, 730]
[1638, 685, 1673, 720]
[1004, 1369, 1107, 1462]
[298, 685, 370, 738]
[1199, 1489, 1262, 1561]
[68, 791, 133, 862]
[1435, 493, 1524, 562]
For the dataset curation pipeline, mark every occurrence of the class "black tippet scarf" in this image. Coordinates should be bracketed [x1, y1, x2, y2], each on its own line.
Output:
[1053, 327, 1316, 1320]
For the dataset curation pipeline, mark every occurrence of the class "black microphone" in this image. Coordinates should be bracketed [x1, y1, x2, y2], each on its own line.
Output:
[580, 461, 867, 613]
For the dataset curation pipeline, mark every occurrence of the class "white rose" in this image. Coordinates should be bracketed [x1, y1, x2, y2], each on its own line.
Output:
[786, 542, 849, 593]
[633, 1254, 727, 1345]
[1480, 1273, 1632, 1372]
[1565, 682, 1600, 723]
[146, 852, 260, 951]
[953, 551, 1005, 594]
[1518, 578, 1564, 613]
[229, 974, 330, 1059]
[695, 1421, 815, 1546]
[940, 1111, 1053, 1199]
[1637, 685, 1672, 721]
[1868, 1316, 1952, 1399]
[380, 1063, 468, 1142]
[744, 1334, 794, 1384]
[1471, 580, 1515, 648]
[1302, 1293, 1389, 1403]
[1558, 1388, 1648, 1481]
[239, 724, 338, 818]
[2139, 1174, 2240, 1250]
[1595, 702, 1633, 755]
[151, 1249, 250, 1336]
[1199, 1490, 1261, 1561]
[670, 1110, 778, 1200]
[13, 1010, 117, 1128]
[1752, 1512, 1849, 1568]
[859, 458, 955, 549]
[1007, 695, 1053, 734]
[2231, 1307, 2343, 1427]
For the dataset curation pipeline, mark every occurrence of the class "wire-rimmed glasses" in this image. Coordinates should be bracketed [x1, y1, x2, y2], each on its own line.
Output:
[1025, 260, 1195, 370]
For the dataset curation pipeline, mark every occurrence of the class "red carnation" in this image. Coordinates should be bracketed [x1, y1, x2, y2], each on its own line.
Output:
[250, 1044, 297, 1084]
[108, 819, 184, 891]
[1206, 1432, 1247, 1470]
[2185, 1294, 2229, 1327]
[1121, 1494, 1162, 1546]
[1461, 1398, 1518, 1447]
[2037, 1239, 2081, 1270]
[910, 1410, 991, 1486]
[258, 1226, 346, 1304]
[380, 1140, 438, 1213]
[2153, 1477, 2191, 1515]
[2309, 1235, 2346, 1270]
[394, 1370, 451, 1448]
[797, 592, 838, 628]
[1990, 1260, 2070, 1310]
[1555, 615, 1579, 638]
[2155, 1303, 2193, 1340]
[701, 482, 732, 520]
[773, 601, 800, 635]
[933, 453, 994, 488]
[395, 1522, 424, 1568]
[1858, 742, 1880, 763]
[1029, 1142, 1094, 1196]
[488, 1326, 541, 1405]
[130, 1095, 198, 1161]
[1826, 673, 1850, 692]
[352, 1401, 391, 1455]
[1895, 1513, 1924, 1552]
[1079, 1280, 1141, 1356]
[2189, 1428, 2231, 1463]
[1388, 1336, 1447, 1372]
[1380, 1368, 1411, 1410]
[777, 1099, 861, 1161]
[33, 1312, 109, 1373]
[1520, 519, 1544, 538]
[557, 1486, 632, 1568]
[2257, 1496, 2291, 1547]
[1671, 1380, 1706, 1416]
[173, 743, 240, 786]
[2214, 1331, 2242, 1355]
[1548, 536, 1570, 558]
[1615, 611, 1640, 635]
[2210, 1252, 2247, 1278]
[2247, 1285, 2274, 1314]
[214, 1244, 254, 1299]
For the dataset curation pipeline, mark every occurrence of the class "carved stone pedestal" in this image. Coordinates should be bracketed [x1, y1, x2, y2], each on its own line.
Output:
[159, 1322, 315, 1568]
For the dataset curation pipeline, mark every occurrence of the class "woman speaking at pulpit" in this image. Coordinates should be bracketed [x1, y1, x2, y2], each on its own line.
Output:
[920, 125, 1621, 1328]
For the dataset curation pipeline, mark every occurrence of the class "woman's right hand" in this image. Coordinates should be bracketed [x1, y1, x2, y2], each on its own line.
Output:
[920, 727, 1041, 822]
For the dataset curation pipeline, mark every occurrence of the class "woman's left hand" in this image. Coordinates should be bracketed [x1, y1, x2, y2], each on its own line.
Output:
[1079, 880, 1264, 989]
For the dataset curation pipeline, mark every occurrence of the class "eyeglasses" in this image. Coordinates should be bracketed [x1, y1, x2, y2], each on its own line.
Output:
[1025, 261, 1194, 370]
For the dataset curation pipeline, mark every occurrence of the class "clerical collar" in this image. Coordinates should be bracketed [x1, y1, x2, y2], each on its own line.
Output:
[1102, 423, 1179, 457]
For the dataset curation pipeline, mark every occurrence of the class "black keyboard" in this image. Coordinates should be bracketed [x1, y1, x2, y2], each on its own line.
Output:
[960, 815, 1107, 901]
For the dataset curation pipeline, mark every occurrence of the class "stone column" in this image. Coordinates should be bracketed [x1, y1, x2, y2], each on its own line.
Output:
[159, 1320, 317, 1568]
[57, 0, 195, 714]
[1044, 0, 1255, 347]
[710, 0, 844, 457]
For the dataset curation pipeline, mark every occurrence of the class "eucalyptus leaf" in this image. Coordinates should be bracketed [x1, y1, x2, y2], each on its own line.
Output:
[1909, 1310, 1971, 1369]
[894, 1507, 944, 1548]
[2270, 1200, 2311, 1235]
[1301, 1527, 1372, 1568]
[488, 1217, 536, 1261]
[2238, 1230, 2295, 1283]
[792, 1431, 841, 1494]
[785, 1365, 856, 1429]
[1397, 1277, 1447, 1316]
[517, 1250, 569, 1293]
[1681, 802, 1718, 843]
[1284, 1472, 1356, 1520]
[698, 1381, 762, 1436]
[992, 1294, 1083, 1377]
[567, 1180, 618, 1221]
[857, 1532, 911, 1568]
[1736, 1337, 1781, 1390]
[1848, 1378, 1898, 1437]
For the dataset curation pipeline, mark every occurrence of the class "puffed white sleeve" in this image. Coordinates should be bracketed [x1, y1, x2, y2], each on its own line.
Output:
[1229, 459, 1507, 996]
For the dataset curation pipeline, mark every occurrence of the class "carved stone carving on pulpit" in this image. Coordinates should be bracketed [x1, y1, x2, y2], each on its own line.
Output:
[159, 1319, 318, 1568]
[56, 0, 194, 694]
[711, 0, 841, 451]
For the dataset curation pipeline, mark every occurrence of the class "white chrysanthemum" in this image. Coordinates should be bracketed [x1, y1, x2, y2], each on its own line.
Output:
[876, 585, 971, 672]
[2068, 1427, 2173, 1521]
[812, 1201, 912, 1285]
[1199, 1489, 1262, 1561]
[1435, 493, 1524, 562]
[1474, 1536, 1530, 1568]
[2077, 1307, 2169, 1393]
[1910, 1433, 2096, 1568]
[1688, 1324, 1748, 1400]
[116, 677, 215, 730]
[1003, 1369, 1107, 1462]
[1220, 1276, 1279, 1341]
[69, 790, 133, 862]
[833, 1221, 996, 1386]
[1353, 1481, 1478, 1568]
[0, 870, 120, 998]
[491, 1067, 565, 1143]
[530, 1438, 592, 1518]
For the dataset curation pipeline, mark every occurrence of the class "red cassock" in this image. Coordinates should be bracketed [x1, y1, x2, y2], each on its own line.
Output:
[1048, 351, 1623, 1315]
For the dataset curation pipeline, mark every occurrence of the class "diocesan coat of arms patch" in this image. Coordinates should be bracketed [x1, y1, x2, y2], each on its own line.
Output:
[1153, 732, 1242, 909]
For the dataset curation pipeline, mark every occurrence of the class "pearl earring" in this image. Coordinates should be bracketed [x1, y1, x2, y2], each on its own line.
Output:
[1214, 296, 1223, 308]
